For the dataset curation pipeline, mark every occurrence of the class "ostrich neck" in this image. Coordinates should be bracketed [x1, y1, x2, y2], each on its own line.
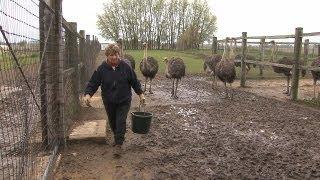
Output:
[143, 47, 148, 69]
[121, 44, 124, 58]
[271, 45, 277, 62]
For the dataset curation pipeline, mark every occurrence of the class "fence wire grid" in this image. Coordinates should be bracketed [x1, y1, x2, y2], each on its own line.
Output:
[0, 0, 100, 179]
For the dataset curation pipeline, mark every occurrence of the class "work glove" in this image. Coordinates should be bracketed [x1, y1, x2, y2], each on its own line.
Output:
[139, 93, 146, 107]
[83, 94, 91, 107]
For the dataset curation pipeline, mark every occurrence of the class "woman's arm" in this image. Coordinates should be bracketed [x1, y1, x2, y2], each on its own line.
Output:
[84, 68, 102, 96]
[128, 68, 143, 95]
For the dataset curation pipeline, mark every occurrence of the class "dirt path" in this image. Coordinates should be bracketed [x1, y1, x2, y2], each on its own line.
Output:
[54, 73, 320, 179]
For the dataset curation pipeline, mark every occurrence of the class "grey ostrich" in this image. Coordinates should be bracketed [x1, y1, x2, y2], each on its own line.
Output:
[140, 42, 159, 94]
[164, 57, 186, 99]
[272, 57, 306, 95]
[270, 41, 306, 95]
[215, 38, 236, 99]
[203, 54, 222, 87]
[116, 38, 136, 69]
[234, 54, 256, 74]
[123, 54, 135, 70]
[311, 58, 320, 98]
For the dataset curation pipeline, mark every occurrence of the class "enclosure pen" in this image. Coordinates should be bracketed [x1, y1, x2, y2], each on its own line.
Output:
[214, 27, 320, 101]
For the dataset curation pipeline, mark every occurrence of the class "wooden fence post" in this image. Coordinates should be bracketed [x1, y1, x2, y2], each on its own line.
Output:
[67, 22, 80, 109]
[67, 22, 78, 66]
[240, 32, 247, 87]
[212, 36, 217, 55]
[79, 30, 85, 63]
[259, 38, 265, 77]
[41, 0, 65, 147]
[304, 39, 309, 68]
[291, 27, 303, 101]
[86, 35, 92, 81]
[39, 0, 49, 149]
[79, 30, 85, 91]
[56, 0, 65, 147]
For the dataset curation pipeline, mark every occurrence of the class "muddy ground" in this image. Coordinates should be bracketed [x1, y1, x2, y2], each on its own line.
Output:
[53, 72, 320, 179]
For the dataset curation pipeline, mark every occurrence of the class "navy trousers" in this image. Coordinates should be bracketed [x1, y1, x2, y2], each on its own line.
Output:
[103, 100, 131, 145]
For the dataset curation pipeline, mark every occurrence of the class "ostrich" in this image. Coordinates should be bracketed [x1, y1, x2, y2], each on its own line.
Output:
[116, 38, 136, 69]
[163, 57, 186, 99]
[203, 54, 222, 87]
[215, 38, 236, 98]
[311, 58, 320, 98]
[139, 42, 159, 94]
[234, 54, 256, 74]
[272, 57, 294, 95]
[123, 54, 135, 70]
[272, 57, 307, 95]
[270, 41, 306, 95]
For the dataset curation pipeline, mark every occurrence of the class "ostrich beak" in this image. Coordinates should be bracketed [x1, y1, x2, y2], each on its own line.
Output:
[162, 57, 168, 62]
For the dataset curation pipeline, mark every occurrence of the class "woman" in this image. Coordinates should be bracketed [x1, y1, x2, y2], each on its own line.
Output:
[83, 43, 145, 156]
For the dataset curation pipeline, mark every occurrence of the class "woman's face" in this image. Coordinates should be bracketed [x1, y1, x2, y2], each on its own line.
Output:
[107, 53, 120, 66]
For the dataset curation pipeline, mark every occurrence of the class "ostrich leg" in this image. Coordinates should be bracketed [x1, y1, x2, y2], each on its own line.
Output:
[313, 79, 317, 99]
[144, 77, 147, 92]
[214, 74, 217, 87]
[211, 73, 216, 89]
[171, 79, 175, 97]
[224, 82, 228, 99]
[149, 78, 153, 94]
[174, 79, 179, 99]
[230, 83, 233, 99]
[285, 76, 290, 96]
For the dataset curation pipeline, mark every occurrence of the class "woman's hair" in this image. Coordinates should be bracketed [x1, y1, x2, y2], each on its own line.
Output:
[105, 43, 120, 56]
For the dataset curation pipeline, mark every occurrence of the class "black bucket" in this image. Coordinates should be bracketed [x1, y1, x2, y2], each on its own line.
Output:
[131, 111, 153, 134]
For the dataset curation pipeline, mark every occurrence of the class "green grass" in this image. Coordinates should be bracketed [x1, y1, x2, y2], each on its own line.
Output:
[126, 49, 205, 74]
[0, 52, 39, 70]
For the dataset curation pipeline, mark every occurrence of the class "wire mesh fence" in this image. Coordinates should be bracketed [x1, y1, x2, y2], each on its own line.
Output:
[0, 0, 100, 179]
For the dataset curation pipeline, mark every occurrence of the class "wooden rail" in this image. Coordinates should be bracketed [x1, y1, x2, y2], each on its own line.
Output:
[62, 18, 85, 39]
[217, 31, 320, 42]
[234, 59, 320, 71]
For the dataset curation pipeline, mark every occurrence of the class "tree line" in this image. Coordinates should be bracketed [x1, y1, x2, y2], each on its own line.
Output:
[97, 0, 217, 50]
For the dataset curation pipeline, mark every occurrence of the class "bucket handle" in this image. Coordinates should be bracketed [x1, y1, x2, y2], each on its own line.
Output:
[139, 103, 145, 112]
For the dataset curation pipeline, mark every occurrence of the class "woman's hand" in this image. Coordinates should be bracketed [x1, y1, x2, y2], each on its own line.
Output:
[83, 94, 92, 107]
[139, 93, 146, 107]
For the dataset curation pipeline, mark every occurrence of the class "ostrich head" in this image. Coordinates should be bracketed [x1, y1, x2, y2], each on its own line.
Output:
[163, 57, 169, 64]
[116, 38, 123, 46]
[143, 42, 148, 49]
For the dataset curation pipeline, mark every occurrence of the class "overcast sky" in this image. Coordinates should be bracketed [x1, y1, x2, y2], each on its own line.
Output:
[63, 0, 319, 43]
